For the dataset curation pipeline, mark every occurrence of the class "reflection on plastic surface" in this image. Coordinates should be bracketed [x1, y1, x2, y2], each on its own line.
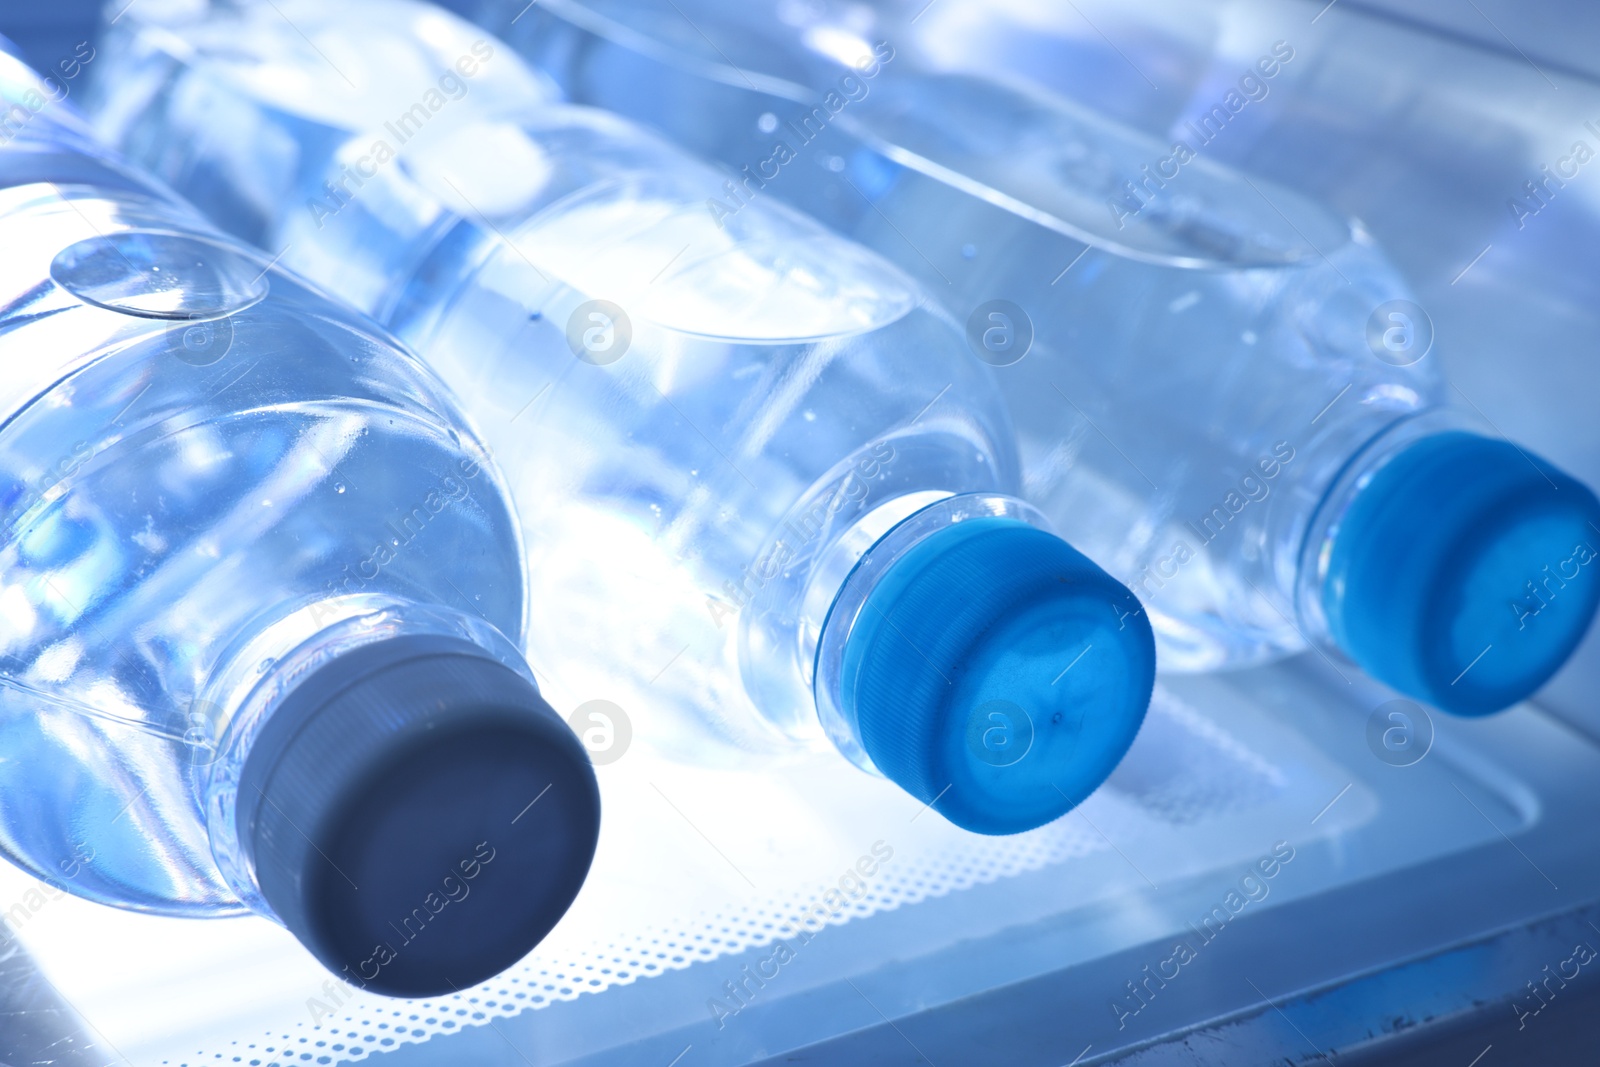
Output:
[91, 0, 1160, 836]
[0, 22, 609, 1001]
[0, 2, 1596, 1061]
[791, 0, 1600, 738]
[488, 0, 1600, 716]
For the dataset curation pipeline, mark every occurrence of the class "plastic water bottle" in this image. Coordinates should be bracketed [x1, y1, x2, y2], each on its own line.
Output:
[92, 0, 1159, 835]
[876, 0, 1600, 733]
[485, 0, 1600, 716]
[0, 39, 600, 996]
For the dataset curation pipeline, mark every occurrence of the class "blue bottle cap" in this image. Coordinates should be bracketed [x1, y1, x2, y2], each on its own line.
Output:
[839, 517, 1155, 835]
[238, 635, 601, 996]
[1324, 431, 1600, 715]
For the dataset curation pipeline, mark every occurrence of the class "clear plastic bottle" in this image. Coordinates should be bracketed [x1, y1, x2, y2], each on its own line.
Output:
[92, 0, 1159, 835]
[966, 0, 1600, 734]
[487, 0, 1600, 715]
[0, 39, 600, 996]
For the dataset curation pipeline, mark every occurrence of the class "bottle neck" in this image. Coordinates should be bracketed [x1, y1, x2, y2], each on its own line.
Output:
[198, 593, 531, 913]
[1293, 406, 1490, 655]
[811, 493, 1055, 774]
[730, 418, 1023, 752]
